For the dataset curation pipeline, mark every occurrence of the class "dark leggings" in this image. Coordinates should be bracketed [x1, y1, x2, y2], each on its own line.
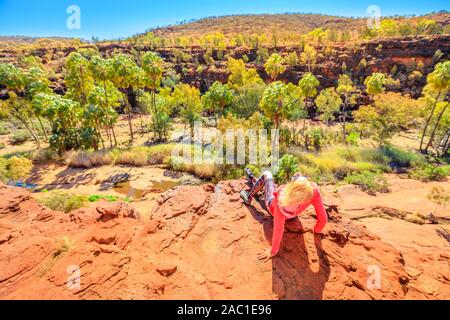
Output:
[247, 170, 276, 209]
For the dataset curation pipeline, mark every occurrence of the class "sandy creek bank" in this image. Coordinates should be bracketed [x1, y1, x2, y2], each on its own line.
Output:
[25, 162, 201, 215]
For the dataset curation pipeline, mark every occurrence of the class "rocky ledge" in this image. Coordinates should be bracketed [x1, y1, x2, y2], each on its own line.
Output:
[0, 181, 448, 299]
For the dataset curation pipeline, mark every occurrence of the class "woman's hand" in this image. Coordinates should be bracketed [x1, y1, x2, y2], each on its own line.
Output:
[257, 248, 275, 263]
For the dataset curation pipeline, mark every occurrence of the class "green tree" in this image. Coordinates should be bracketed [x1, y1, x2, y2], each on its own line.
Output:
[230, 83, 266, 119]
[336, 74, 358, 140]
[33, 93, 87, 153]
[111, 54, 143, 141]
[142, 51, 165, 139]
[264, 53, 286, 81]
[300, 44, 317, 72]
[172, 84, 203, 136]
[420, 61, 450, 153]
[89, 56, 119, 146]
[202, 81, 234, 125]
[259, 81, 304, 129]
[64, 52, 94, 106]
[285, 51, 299, 67]
[297, 72, 320, 134]
[298, 72, 320, 99]
[0, 63, 25, 91]
[315, 87, 343, 125]
[87, 85, 121, 148]
[137, 90, 173, 141]
[364, 73, 387, 96]
[227, 58, 264, 88]
[0, 93, 40, 145]
[353, 92, 421, 147]
[0, 63, 52, 145]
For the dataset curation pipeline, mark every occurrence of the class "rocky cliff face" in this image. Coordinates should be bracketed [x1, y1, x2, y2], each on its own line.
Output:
[1, 35, 449, 101]
[0, 181, 448, 300]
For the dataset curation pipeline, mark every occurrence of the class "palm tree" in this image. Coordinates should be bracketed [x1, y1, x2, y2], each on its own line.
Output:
[111, 54, 142, 142]
[421, 61, 450, 153]
[142, 51, 164, 139]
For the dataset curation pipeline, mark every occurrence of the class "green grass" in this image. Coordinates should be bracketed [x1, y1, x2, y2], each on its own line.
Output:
[10, 130, 31, 145]
[67, 144, 177, 168]
[409, 163, 449, 182]
[284, 144, 435, 186]
[345, 171, 390, 194]
[284, 144, 448, 191]
[288, 145, 389, 184]
[0, 124, 10, 136]
[39, 191, 89, 213]
[88, 194, 119, 202]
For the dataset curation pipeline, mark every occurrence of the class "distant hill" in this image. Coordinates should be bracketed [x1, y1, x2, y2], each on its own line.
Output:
[0, 36, 81, 44]
[1, 11, 449, 49]
[147, 12, 450, 41]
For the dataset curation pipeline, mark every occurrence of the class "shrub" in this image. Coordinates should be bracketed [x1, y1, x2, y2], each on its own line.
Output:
[214, 165, 243, 181]
[113, 149, 148, 167]
[108, 145, 175, 168]
[303, 127, 339, 151]
[31, 148, 59, 163]
[0, 124, 10, 135]
[67, 150, 112, 168]
[41, 191, 88, 213]
[296, 163, 333, 184]
[144, 144, 176, 164]
[404, 213, 427, 225]
[409, 164, 449, 182]
[345, 171, 390, 194]
[10, 130, 31, 145]
[427, 186, 449, 214]
[7, 156, 33, 181]
[54, 236, 74, 256]
[345, 131, 360, 146]
[275, 154, 299, 183]
[333, 146, 389, 166]
[380, 146, 424, 168]
[0, 157, 8, 182]
[246, 164, 262, 178]
[181, 162, 217, 180]
[288, 145, 398, 185]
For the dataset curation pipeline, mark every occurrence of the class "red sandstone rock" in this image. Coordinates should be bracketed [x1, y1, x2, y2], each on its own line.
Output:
[0, 181, 448, 300]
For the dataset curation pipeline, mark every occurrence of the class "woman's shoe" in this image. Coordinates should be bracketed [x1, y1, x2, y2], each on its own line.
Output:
[240, 190, 251, 205]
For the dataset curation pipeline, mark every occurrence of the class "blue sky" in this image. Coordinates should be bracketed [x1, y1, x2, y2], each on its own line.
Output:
[0, 0, 448, 40]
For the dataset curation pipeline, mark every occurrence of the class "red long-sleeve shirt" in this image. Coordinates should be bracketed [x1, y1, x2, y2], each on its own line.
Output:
[268, 184, 328, 255]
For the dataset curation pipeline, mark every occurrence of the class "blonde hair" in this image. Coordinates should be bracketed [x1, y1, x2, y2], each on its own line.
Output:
[278, 178, 314, 207]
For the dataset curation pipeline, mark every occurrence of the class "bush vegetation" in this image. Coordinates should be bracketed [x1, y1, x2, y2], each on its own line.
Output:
[345, 171, 390, 194]
[10, 130, 31, 145]
[39, 191, 88, 213]
[67, 144, 176, 168]
[0, 156, 33, 182]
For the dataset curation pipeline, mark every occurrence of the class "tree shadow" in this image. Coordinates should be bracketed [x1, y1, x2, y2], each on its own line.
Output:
[39, 166, 98, 191]
[98, 170, 132, 191]
[244, 201, 331, 300]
